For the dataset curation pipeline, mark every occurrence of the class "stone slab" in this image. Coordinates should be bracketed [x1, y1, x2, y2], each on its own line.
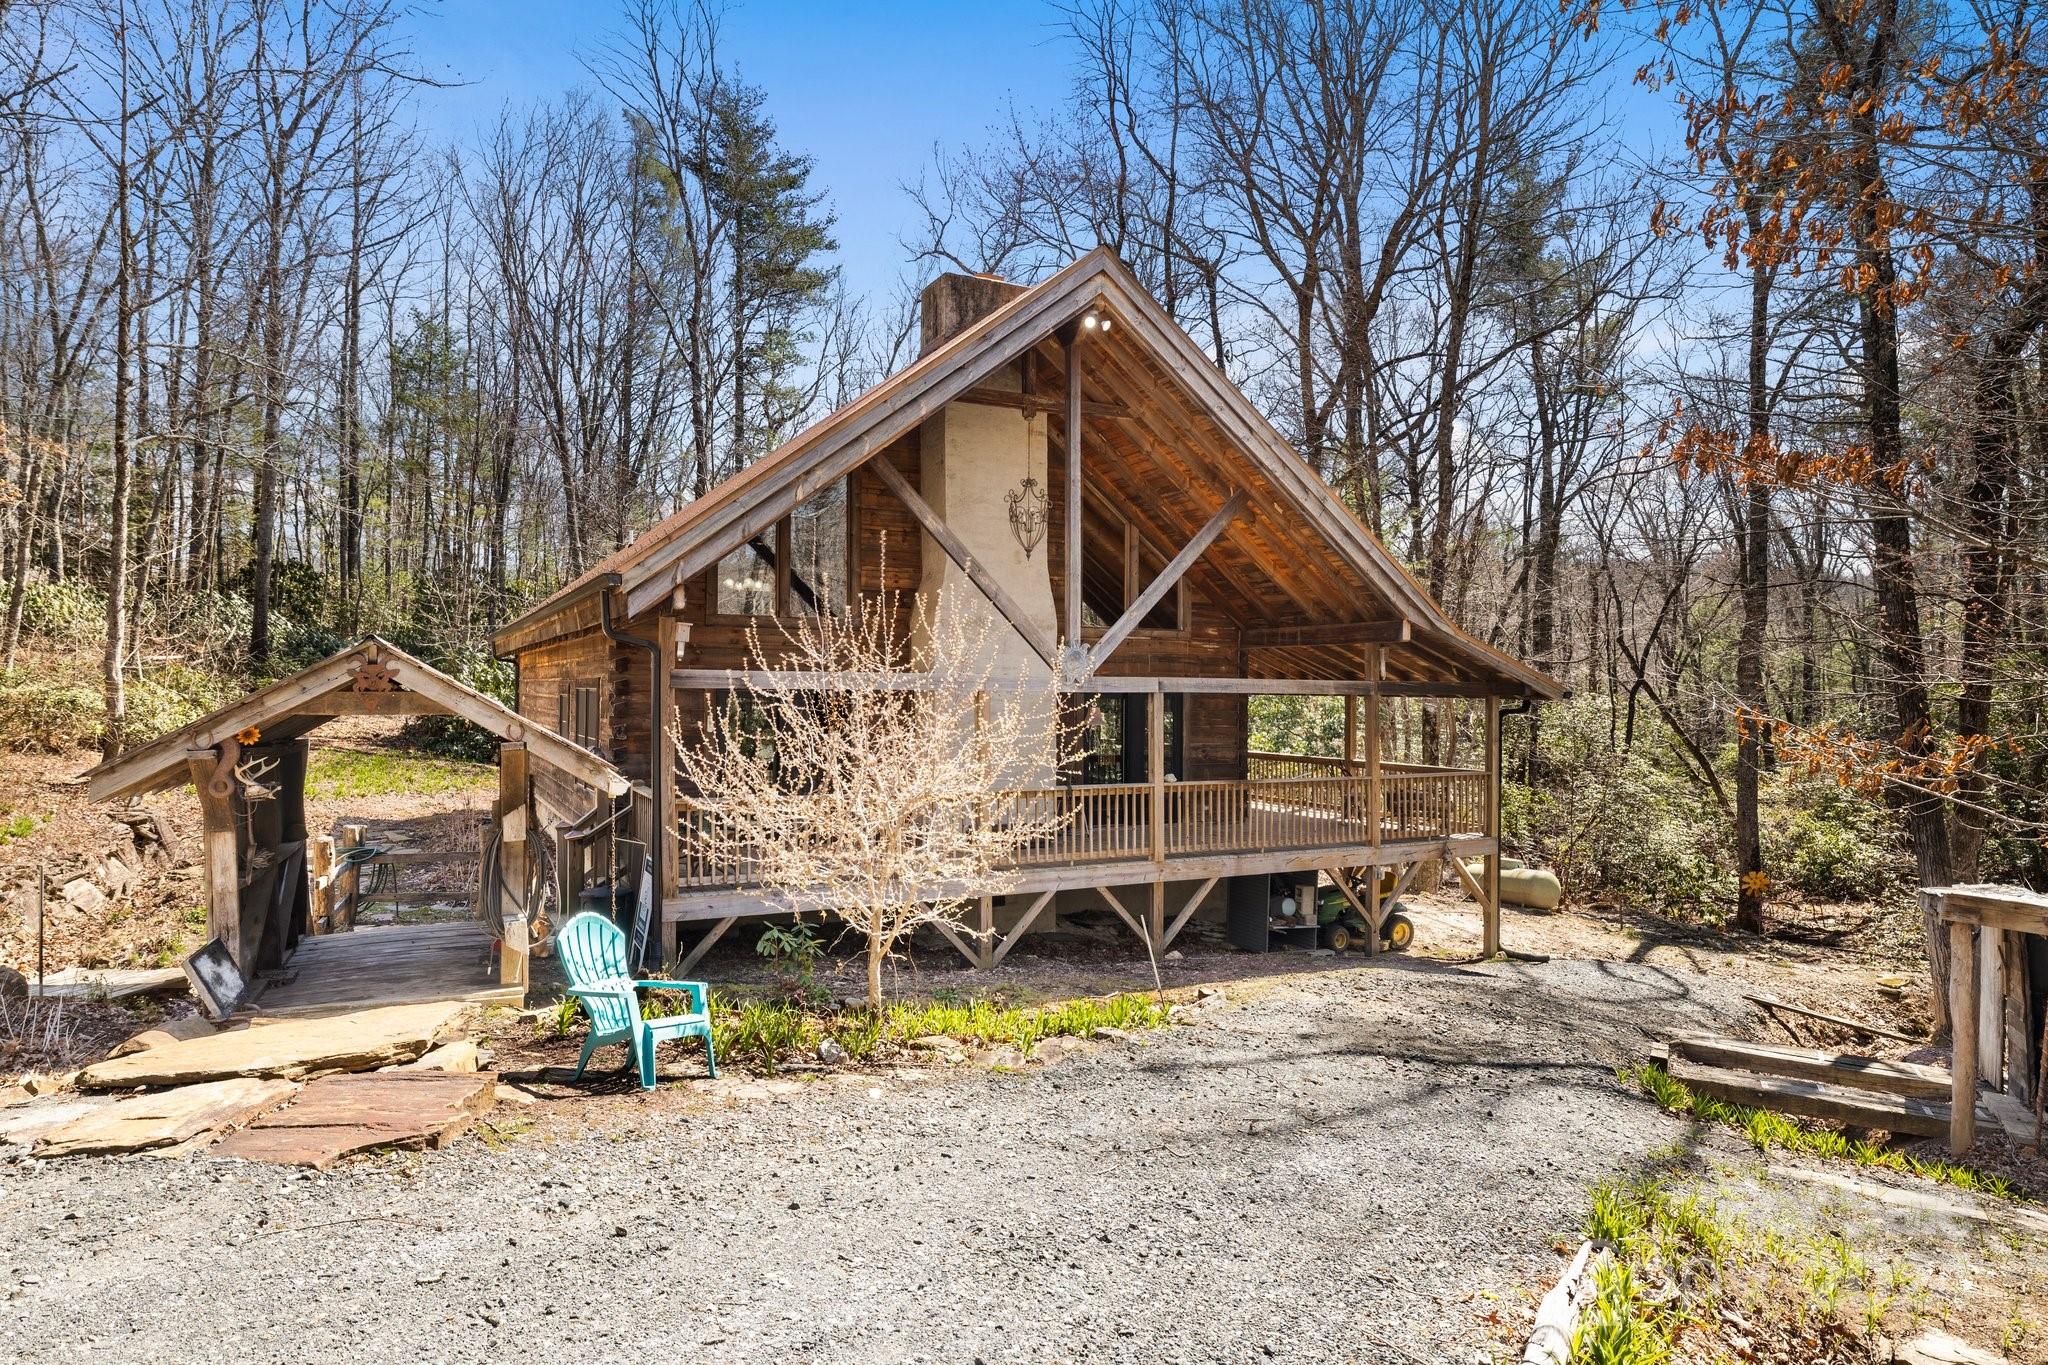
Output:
[209, 1070, 496, 1169]
[108, 1015, 219, 1058]
[0, 1097, 111, 1146]
[76, 1001, 469, 1090]
[398, 1040, 479, 1073]
[34, 1077, 298, 1158]
[30, 965, 188, 1001]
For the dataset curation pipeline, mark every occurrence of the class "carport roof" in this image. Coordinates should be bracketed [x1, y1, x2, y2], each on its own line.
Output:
[84, 636, 629, 803]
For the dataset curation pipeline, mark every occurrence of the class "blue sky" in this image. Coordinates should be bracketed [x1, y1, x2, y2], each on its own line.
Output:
[409, 0, 1080, 306]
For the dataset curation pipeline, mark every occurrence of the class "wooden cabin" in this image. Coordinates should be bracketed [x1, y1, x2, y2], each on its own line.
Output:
[490, 250, 1562, 972]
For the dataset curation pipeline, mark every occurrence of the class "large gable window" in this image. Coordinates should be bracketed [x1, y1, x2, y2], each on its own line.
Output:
[1078, 494, 1186, 635]
[712, 478, 854, 618]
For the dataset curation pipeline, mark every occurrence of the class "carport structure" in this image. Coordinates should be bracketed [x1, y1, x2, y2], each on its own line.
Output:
[85, 637, 627, 1016]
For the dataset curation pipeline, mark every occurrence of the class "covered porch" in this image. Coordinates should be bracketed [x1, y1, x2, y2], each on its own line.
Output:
[662, 671, 1507, 973]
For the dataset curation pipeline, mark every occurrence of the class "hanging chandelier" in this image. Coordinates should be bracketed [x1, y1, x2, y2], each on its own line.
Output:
[1007, 475, 1048, 557]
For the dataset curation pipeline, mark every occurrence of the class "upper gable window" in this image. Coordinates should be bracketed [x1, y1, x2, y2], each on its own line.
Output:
[1078, 494, 1185, 634]
[788, 483, 848, 615]
[712, 478, 854, 618]
[715, 538, 777, 617]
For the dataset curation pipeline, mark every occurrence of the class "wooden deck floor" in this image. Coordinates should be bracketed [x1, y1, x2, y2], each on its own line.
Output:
[250, 921, 523, 1018]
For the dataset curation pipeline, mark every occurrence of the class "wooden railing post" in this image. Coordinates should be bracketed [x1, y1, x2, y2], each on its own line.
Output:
[339, 822, 365, 931]
[1364, 699, 1382, 854]
[1147, 690, 1165, 868]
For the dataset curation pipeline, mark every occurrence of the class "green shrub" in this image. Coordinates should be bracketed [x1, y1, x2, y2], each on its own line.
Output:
[1507, 697, 1728, 914]
[0, 658, 235, 751]
[0, 676, 102, 750]
[1761, 781, 1901, 901]
[124, 663, 236, 743]
[19, 580, 106, 645]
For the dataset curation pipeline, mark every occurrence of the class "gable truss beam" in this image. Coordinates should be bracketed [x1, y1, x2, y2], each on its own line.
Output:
[958, 385, 1131, 421]
[1088, 489, 1248, 672]
[1243, 620, 1412, 649]
[867, 457, 1060, 669]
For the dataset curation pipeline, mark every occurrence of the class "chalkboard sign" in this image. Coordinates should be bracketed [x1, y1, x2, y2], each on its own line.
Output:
[629, 854, 655, 972]
[183, 937, 247, 1020]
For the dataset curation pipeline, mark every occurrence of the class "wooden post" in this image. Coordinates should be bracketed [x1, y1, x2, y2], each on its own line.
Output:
[1342, 695, 1357, 774]
[1978, 928, 2004, 1090]
[1063, 330, 1083, 652]
[977, 895, 994, 970]
[185, 750, 241, 966]
[1364, 695, 1382, 853]
[1148, 690, 1166, 867]
[307, 835, 335, 935]
[1482, 696, 1502, 959]
[1150, 881, 1166, 950]
[1949, 918, 1980, 1154]
[339, 823, 365, 930]
[656, 612, 681, 901]
[497, 743, 531, 988]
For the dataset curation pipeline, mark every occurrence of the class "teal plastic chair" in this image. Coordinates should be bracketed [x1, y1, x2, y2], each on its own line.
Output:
[555, 912, 716, 1090]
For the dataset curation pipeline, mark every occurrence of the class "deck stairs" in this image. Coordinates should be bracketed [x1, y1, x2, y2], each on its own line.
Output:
[1650, 1033, 1992, 1140]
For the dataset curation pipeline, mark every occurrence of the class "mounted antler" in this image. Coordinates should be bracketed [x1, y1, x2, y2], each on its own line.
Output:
[233, 755, 281, 802]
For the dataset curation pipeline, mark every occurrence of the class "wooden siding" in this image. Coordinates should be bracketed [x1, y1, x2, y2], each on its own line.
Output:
[518, 628, 611, 823]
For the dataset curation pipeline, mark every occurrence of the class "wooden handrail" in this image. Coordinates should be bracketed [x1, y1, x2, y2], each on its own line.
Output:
[672, 767, 1491, 888]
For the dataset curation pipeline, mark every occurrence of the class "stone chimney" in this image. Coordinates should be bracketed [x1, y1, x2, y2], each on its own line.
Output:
[919, 272, 1029, 356]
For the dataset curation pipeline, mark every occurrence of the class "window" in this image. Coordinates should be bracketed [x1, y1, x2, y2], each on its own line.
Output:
[572, 686, 600, 750]
[714, 538, 777, 617]
[711, 478, 854, 617]
[1068, 693, 1182, 785]
[1133, 540, 1181, 631]
[788, 482, 848, 614]
[1076, 495, 1184, 634]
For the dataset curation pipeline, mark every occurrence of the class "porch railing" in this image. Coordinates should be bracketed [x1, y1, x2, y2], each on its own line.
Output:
[674, 762, 1490, 889]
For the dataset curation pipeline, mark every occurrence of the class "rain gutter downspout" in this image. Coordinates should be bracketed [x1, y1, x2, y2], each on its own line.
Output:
[600, 576, 663, 957]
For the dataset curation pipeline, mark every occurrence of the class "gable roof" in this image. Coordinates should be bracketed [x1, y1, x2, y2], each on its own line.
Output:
[492, 249, 1561, 700]
[86, 636, 630, 803]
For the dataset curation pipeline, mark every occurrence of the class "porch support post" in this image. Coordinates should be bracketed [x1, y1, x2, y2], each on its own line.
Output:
[1482, 696, 1502, 959]
[656, 613, 681, 901]
[1949, 917, 1979, 1154]
[186, 749, 242, 970]
[497, 742, 531, 987]
[1148, 690, 1165, 867]
[1342, 696, 1357, 774]
[977, 895, 994, 970]
[1364, 695, 1382, 854]
[1064, 329, 1083, 656]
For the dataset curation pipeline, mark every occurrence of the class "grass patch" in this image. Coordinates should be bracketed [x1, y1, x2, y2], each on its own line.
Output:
[1622, 1062, 2023, 1201]
[0, 807, 37, 843]
[545, 988, 1175, 1075]
[305, 748, 494, 800]
[1572, 1165, 1921, 1364]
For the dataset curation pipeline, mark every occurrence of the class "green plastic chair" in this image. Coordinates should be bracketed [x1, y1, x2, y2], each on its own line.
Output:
[555, 911, 716, 1090]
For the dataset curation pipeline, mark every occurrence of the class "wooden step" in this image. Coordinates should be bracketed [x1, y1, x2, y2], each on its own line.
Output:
[1665, 1057, 1958, 1139]
[1665, 1034, 1952, 1101]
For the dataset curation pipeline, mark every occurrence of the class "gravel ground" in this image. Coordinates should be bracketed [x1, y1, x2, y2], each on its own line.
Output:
[0, 949, 1755, 1365]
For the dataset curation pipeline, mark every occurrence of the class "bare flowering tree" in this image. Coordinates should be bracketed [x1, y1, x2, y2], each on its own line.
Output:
[674, 589, 1083, 1006]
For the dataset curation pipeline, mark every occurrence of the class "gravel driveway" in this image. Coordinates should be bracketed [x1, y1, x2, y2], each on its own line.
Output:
[0, 952, 1750, 1364]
